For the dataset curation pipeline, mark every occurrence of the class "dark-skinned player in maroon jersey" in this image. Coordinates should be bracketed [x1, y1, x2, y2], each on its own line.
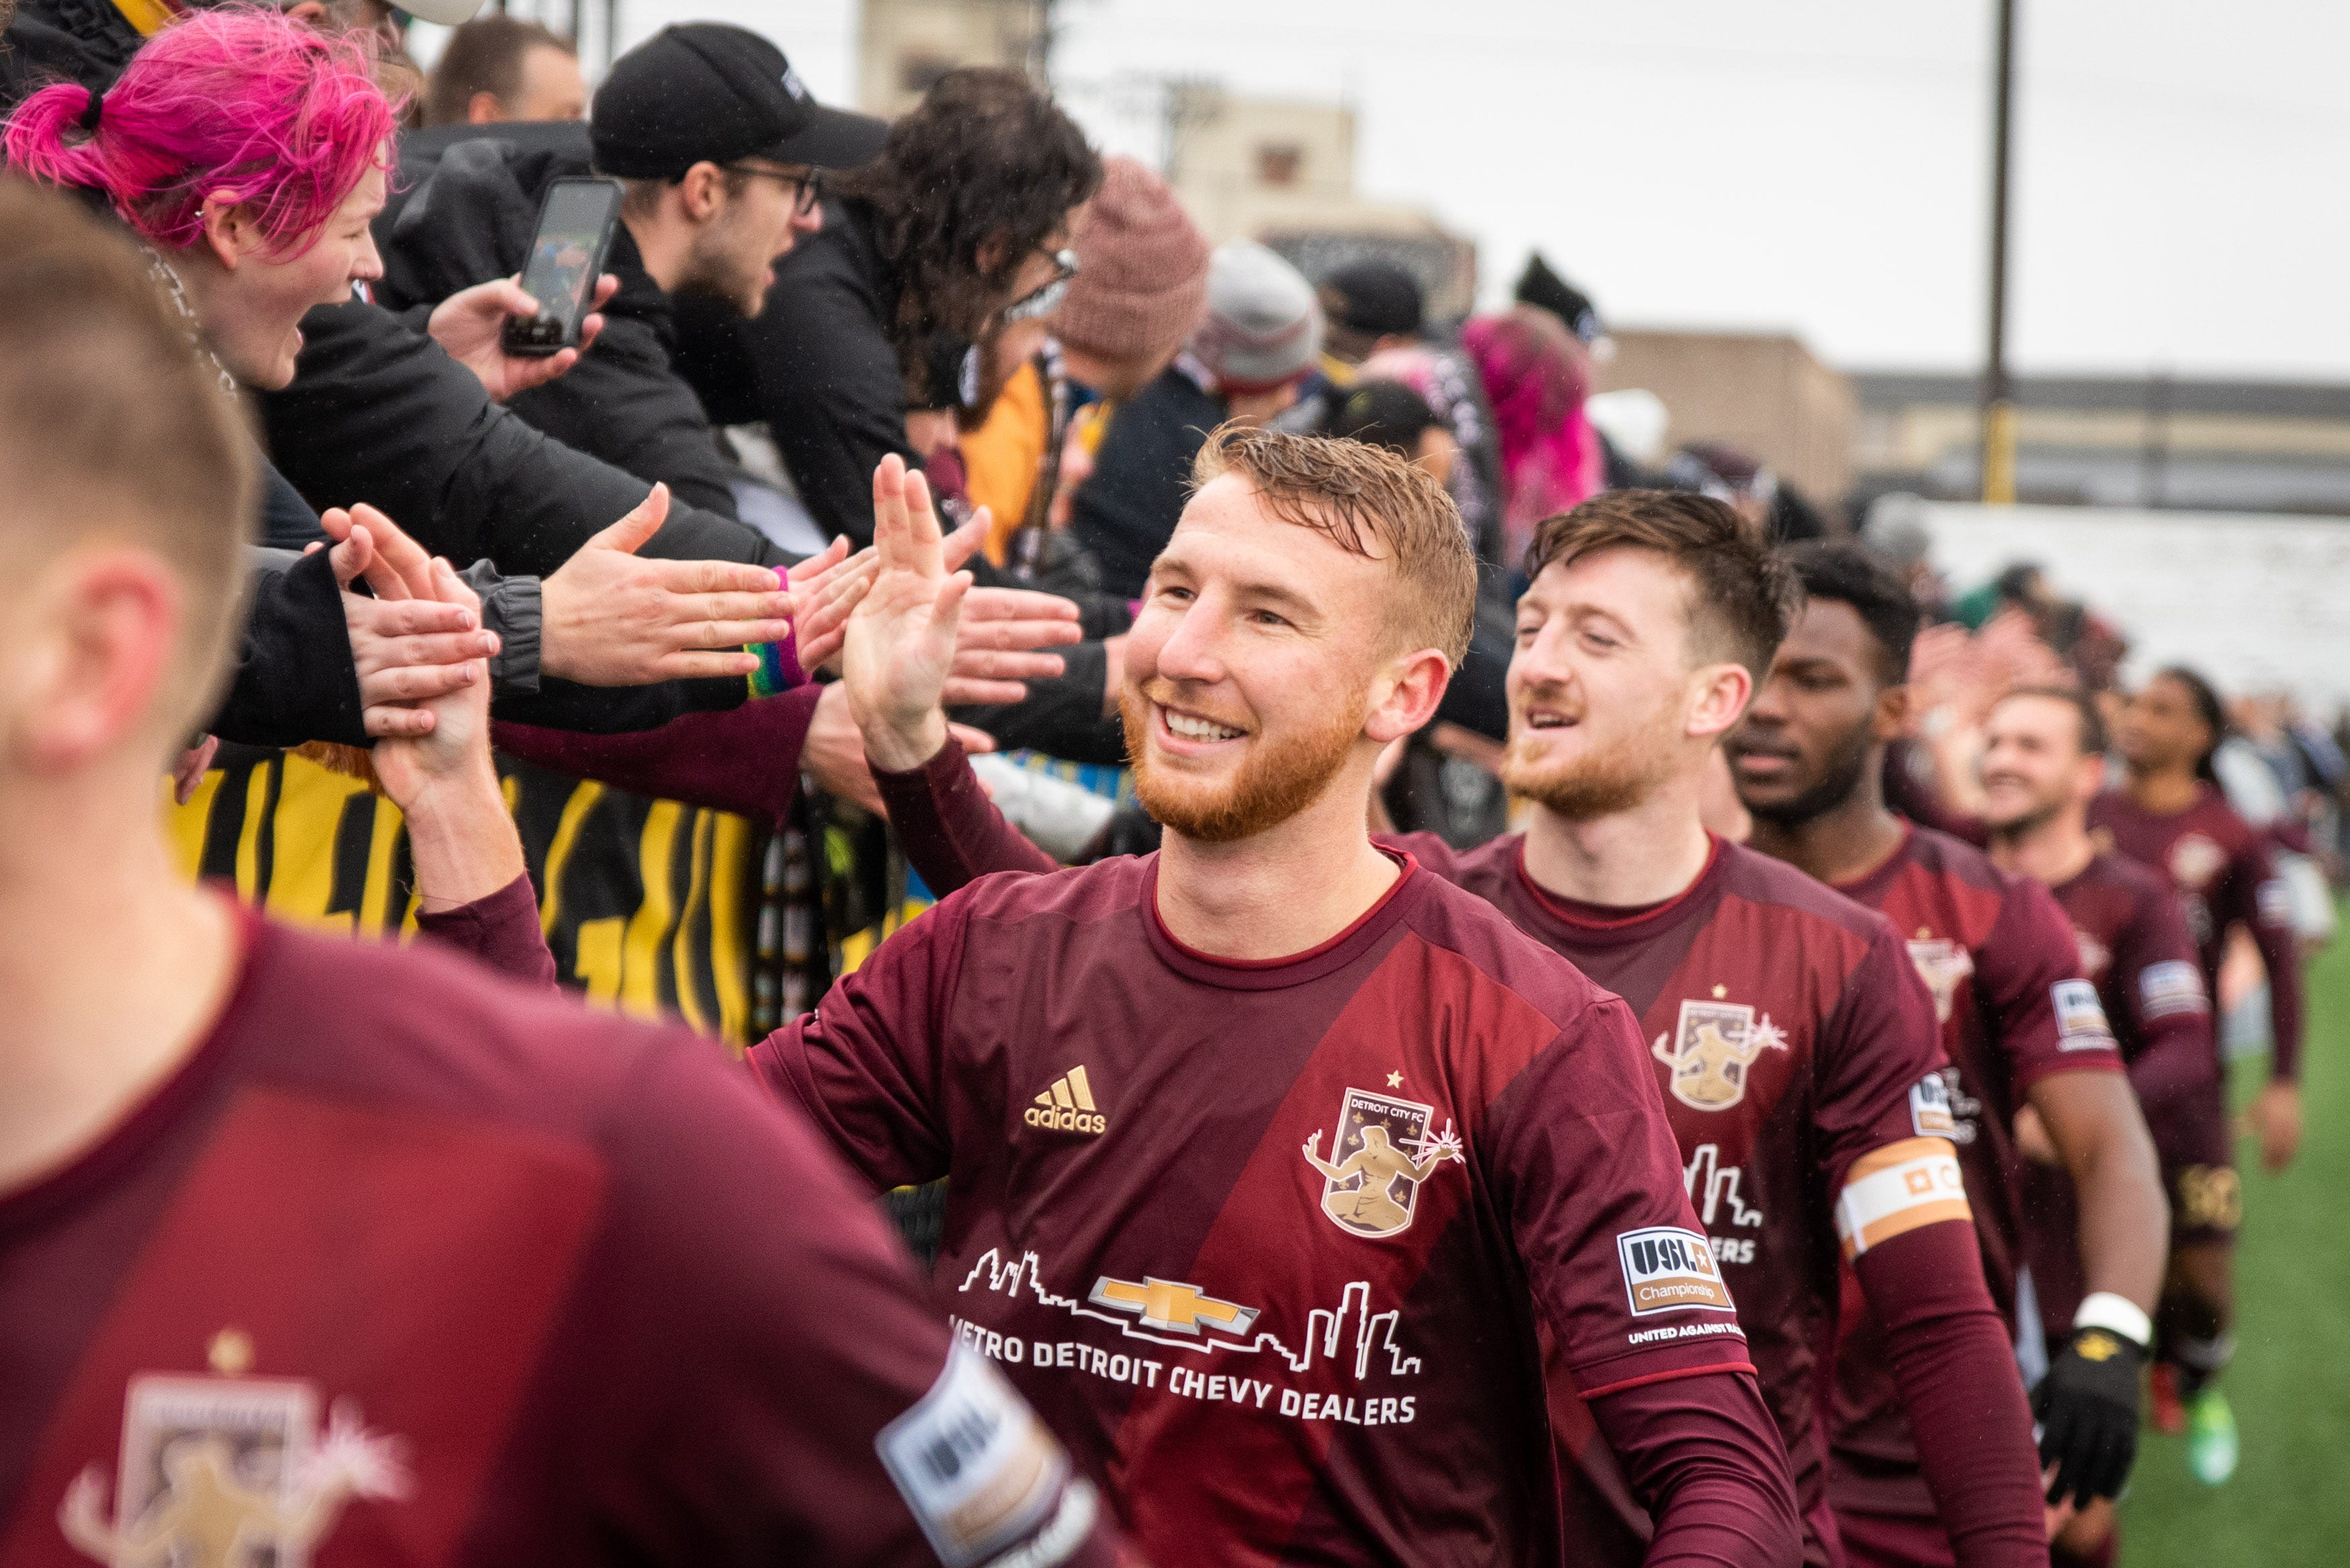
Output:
[743, 434, 1801, 1567]
[837, 487, 2052, 1568]
[0, 183, 1117, 1568]
[1725, 544, 2168, 1568]
[1973, 685, 2218, 1564]
[2091, 665, 2302, 1474]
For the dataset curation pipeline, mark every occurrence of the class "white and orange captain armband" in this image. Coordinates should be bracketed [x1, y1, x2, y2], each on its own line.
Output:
[1834, 1137, 1970, 1261]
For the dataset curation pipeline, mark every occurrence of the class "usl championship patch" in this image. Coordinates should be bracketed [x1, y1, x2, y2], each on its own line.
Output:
[1835, 1137, 1969, 1259]
[877, 1344, 1081, 1568]
[1909, 1074, 1957, 1136]
[2138, 959, 2209, 1020]
[2051, 979, 2116, 1050]
[1615, 1226, 1736, 1317]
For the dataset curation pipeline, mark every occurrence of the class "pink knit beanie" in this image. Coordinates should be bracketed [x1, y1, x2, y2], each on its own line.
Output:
[1052, 156, 1210, 376]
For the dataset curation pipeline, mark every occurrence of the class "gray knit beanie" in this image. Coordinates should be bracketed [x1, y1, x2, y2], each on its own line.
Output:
[1186, 240, 1323, 394]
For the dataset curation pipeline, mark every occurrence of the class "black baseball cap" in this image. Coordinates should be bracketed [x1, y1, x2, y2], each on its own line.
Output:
[1319, 259, 1424, 338]
[591, 23, 886, 180]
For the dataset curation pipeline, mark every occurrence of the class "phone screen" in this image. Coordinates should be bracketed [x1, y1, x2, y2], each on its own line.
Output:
[516, 182, 617, 346]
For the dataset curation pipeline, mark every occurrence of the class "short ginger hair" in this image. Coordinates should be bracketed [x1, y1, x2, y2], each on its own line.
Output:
[1525, 488, 1801, 681]
[1190, 420, 1476, 664]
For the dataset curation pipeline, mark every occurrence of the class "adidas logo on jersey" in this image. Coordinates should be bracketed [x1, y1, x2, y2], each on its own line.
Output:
[1026, 1065, 1106, 1135]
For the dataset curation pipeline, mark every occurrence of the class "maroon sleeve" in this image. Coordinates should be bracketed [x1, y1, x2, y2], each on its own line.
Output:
[2111, 883, 2218, 1111]
[1815, 923, 1952, 1192]
[559, 1026, 1119, 1567]
[412, 873, 558, 988]
[1981, 877, 2125, 1090]
[1490, 997, 1758, 1398]
[1850, 1220, 2047, 1568]
[744, 889, 980, 1192]
[490, 684, 825, 824]
[1588, 1372, 1800, 1568]
[2217, 837, 2304, 1081]
[872, 738, 1058, 894]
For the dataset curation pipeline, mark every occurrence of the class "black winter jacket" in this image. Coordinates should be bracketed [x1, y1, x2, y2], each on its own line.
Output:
[670, 197, 916, 548]
[375, 124, 743, 521]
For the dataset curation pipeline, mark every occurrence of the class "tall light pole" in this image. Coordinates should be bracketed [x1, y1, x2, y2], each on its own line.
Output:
[1981, 0, 2019, 503]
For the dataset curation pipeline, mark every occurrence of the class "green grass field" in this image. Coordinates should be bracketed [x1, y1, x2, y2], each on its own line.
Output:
[2118, 912, 2350, 1566]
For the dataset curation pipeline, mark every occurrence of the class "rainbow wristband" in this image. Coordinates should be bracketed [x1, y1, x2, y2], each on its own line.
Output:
[749, 565, 805, 697]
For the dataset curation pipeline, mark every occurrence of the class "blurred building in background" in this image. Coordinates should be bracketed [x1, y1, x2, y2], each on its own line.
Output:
[1595, 330, 1855, 503]
[1160, 87, 1474, 320]
[1852, 373, 2350, 516]
[859, 0, 1043, 117]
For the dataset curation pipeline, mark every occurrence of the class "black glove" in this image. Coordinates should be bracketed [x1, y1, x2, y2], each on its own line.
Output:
[2032, 1326, 2144, 1506]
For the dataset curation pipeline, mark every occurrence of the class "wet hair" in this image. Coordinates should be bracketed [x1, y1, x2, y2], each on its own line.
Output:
[1327, 379, 1440, 460]
[424, 15, 573, 128]
[0, 179, 256, 722]
[832, 68, 1100, 403]
[1524, 488, 1801, 681]
[3, 6, 397, 258]
[1996, 684, 2107, 757]
[2152, 665, 2227, 783]
[1780, 539, 1922, 685]
[1191, 420, 1476, 664]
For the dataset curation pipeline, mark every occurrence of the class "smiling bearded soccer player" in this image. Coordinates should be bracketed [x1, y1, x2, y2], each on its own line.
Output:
[1728, 543, 2166, 1568]
[746, 437, 1801, 1567]
[852, 487, 2049, 1568]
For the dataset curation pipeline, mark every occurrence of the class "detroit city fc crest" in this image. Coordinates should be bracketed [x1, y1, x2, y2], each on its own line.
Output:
[1906, 938, 1976, 1026]
[1652, 999, 1787, 1113]
[58, 1356, 408, 1568]
[1301, 1088, 1464, 1240]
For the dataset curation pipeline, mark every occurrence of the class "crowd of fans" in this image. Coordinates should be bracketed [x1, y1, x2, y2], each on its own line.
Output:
[0, 1, 2322, 1565]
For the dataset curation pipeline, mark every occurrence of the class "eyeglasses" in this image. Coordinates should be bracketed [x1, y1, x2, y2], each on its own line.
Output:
[1002, 248, 1079, 324]
[725, 164, 823, 217]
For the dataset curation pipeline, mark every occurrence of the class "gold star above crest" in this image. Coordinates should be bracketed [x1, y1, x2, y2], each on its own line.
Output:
[1385, 1071, 1403, 1088]
[1918, 927, 1932, 940]
[1711, 984, 1727, 999]
[208, 1328, 254, 1377]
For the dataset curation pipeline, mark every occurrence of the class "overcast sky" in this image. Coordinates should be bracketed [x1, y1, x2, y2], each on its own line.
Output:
[556, 1, 2349, 379]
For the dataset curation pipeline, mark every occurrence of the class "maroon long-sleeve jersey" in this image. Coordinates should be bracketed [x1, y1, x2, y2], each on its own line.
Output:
[0, 904, 1113, 1568]
[2049, 852, 2218, 1116]
[1391, 832, 1971, 1558]
[867, 742, 2048, 1565]
[2090, 783, 2304, 1081]
[1826, 823, 2122, 1528]
[2022, 850, 2220, 1332]
[747, 850, 1787, 1565]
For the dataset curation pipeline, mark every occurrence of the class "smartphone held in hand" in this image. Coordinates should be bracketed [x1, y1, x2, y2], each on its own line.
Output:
[502, 177, 623, 357]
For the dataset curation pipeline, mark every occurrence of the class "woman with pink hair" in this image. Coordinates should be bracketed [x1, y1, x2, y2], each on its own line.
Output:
[5, 5, 399, 392]
[1460, 304, 1605, 572]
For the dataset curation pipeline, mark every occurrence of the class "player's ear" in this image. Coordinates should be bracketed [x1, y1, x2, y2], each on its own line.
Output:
[1684, 660, 1752, 742]
[1873, 681, 1911, 742]
[1364, 646, 1451, 744]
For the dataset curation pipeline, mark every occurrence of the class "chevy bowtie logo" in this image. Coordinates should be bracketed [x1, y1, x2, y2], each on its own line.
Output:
[1026, 1066, 1106, 1135]
[1088, 1275, 1260, 1338]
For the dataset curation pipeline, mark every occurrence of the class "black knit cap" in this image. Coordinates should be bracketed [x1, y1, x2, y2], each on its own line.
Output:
[590, 24, 885, 180]
[1320, 258, 1424, 338]
[1515, 252, 1605, 345]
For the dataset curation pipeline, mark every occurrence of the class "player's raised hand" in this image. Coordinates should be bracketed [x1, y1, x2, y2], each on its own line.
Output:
[845, 454, 972, 771]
